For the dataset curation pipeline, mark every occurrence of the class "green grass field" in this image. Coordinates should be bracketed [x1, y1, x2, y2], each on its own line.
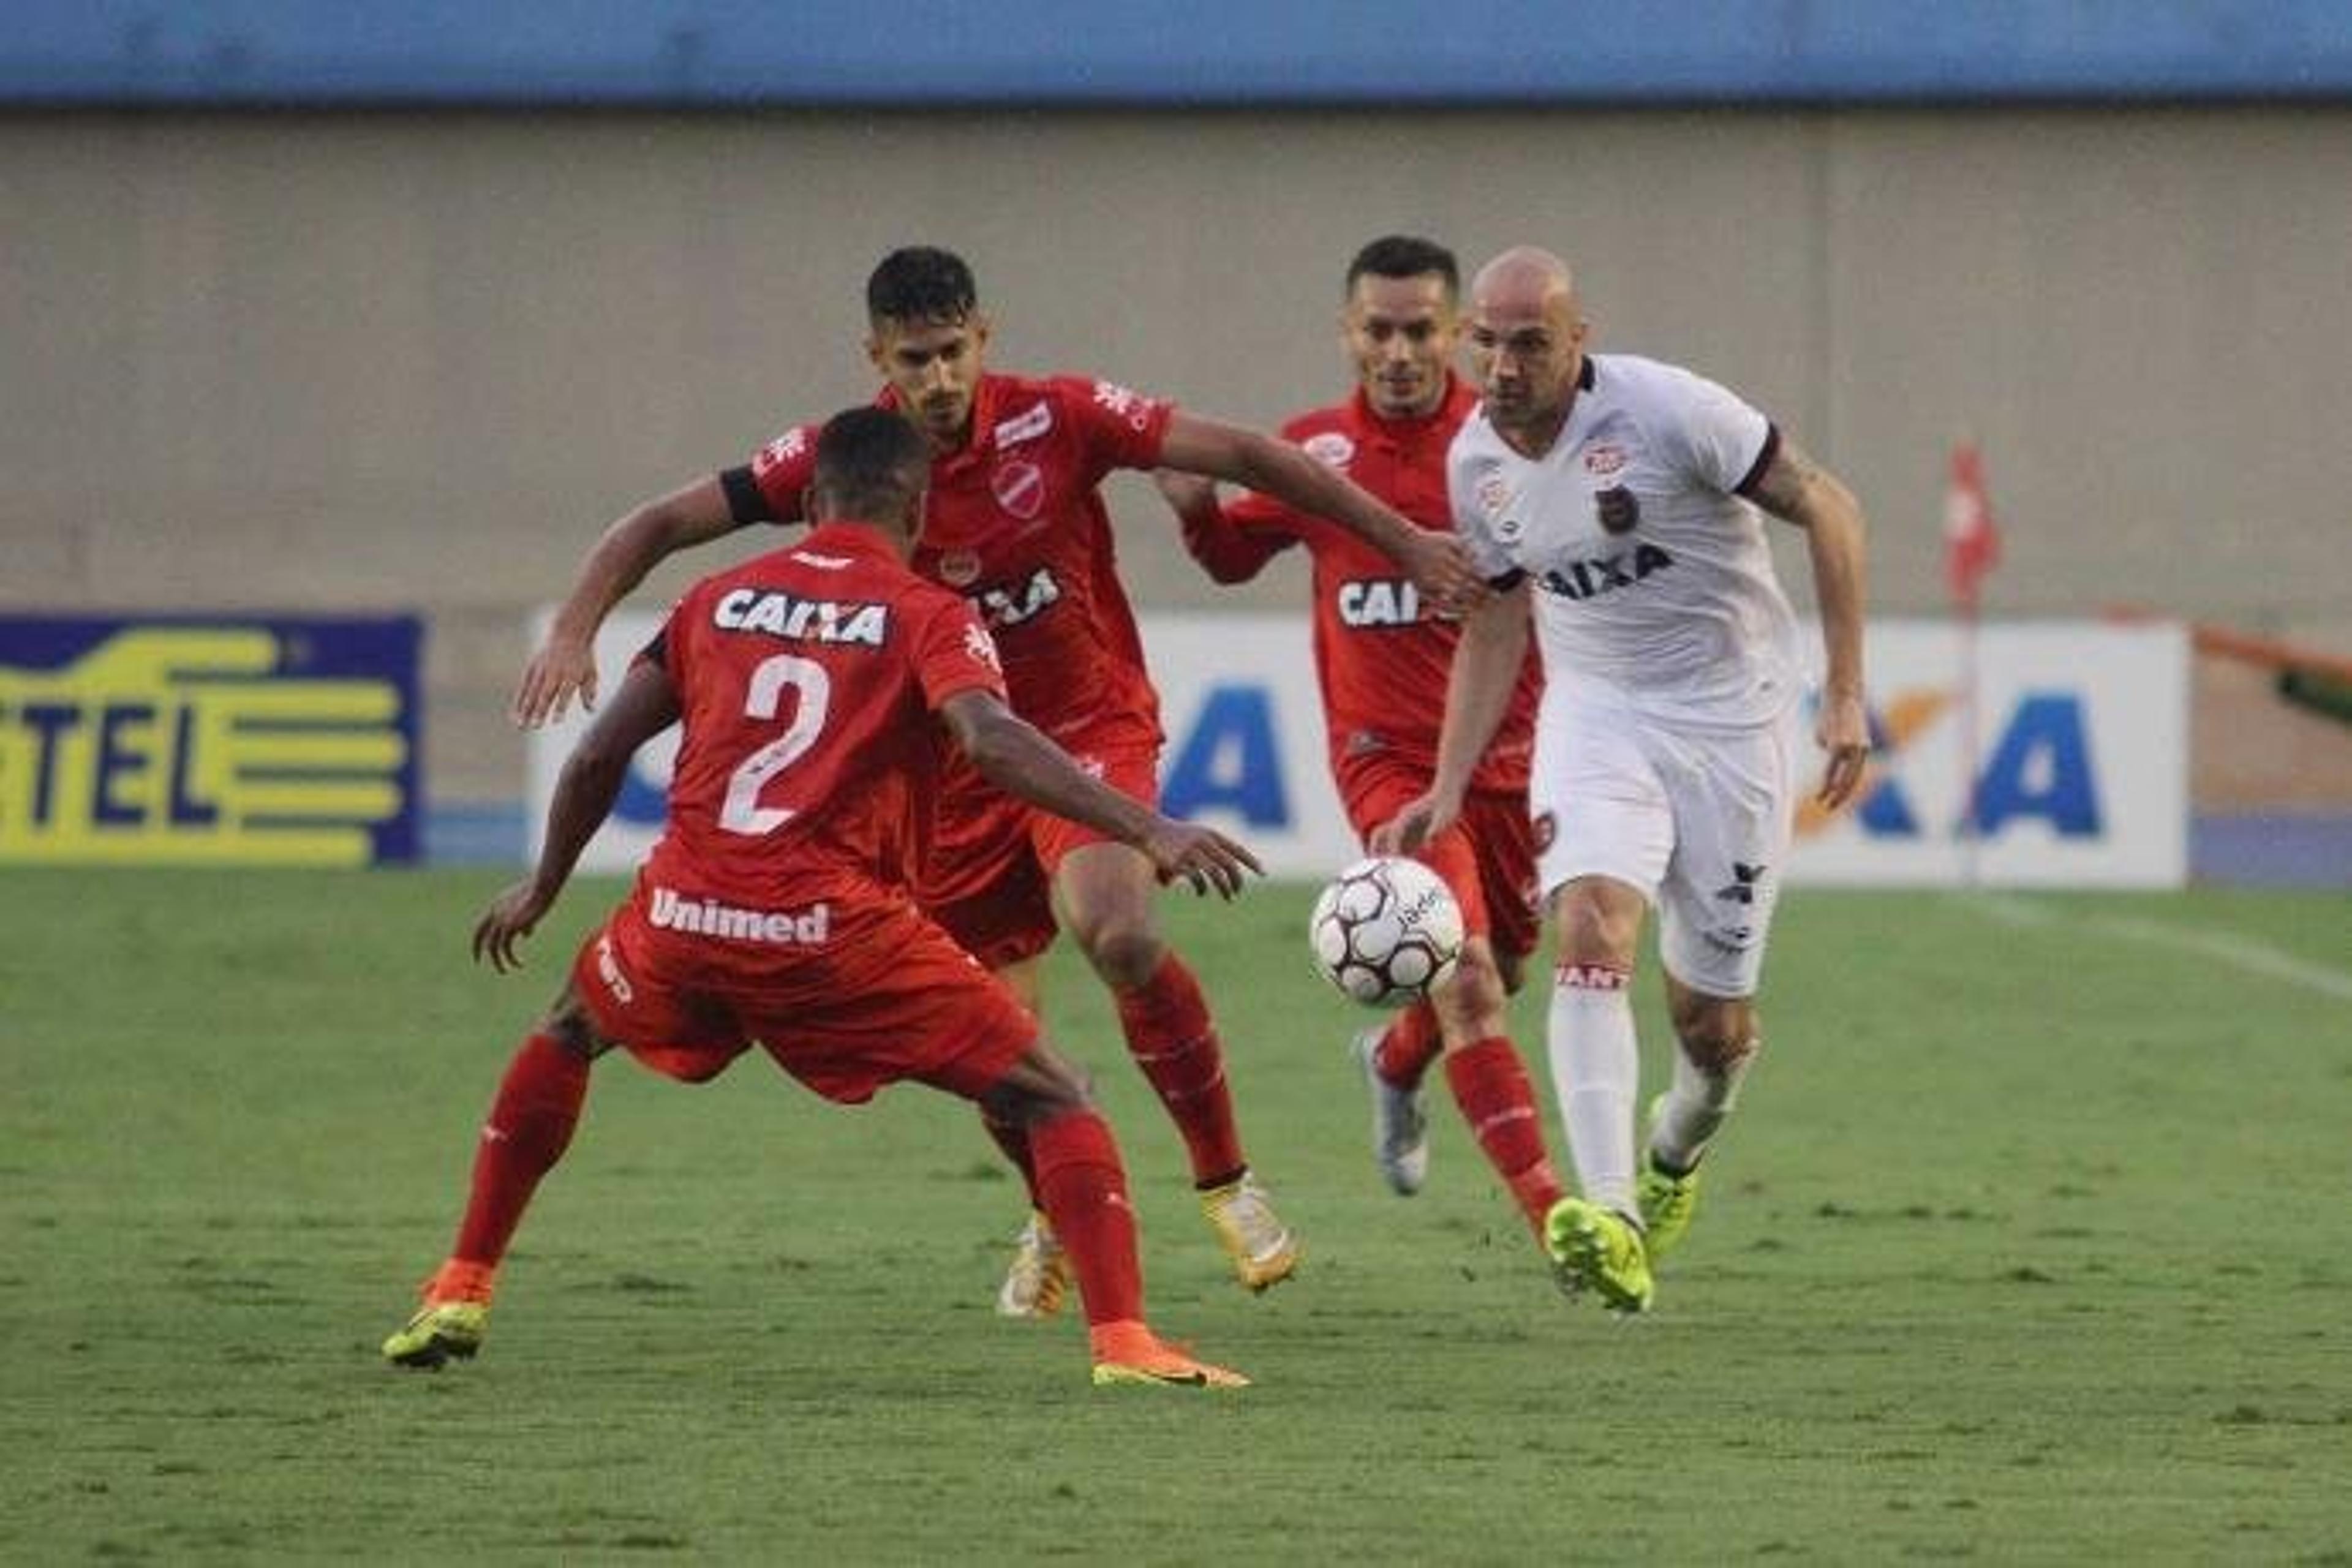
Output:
[4, 868, 2350, 1564]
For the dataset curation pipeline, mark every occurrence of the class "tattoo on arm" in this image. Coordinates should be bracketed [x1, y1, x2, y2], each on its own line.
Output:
[1747, 438, 1828, 523]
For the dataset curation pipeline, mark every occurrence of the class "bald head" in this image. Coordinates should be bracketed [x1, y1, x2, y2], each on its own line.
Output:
[1464, 246, 1589, 451]
[1470, 246, 1577, 317]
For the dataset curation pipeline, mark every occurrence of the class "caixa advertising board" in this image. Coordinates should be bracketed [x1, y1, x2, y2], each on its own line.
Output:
[528, 611, 2184, 889]
[1, 614, 422, 865]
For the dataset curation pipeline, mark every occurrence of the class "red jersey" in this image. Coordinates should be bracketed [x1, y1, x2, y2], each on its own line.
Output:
[748, 371, 1174, 757]
[1183, 375, 1540, 799]
[638, 522, 1006, 913]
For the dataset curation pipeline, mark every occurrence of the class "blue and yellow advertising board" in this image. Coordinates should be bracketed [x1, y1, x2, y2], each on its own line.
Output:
[0, 615, 421, 865]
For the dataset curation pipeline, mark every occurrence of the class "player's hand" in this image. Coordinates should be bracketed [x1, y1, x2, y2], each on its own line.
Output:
[512, 631, 600, 728]
[1371, 790, 1458, 856]
[1812, 688, 1872, 809]
[472, 878, 557, 973]
[1153, 469, 1219, 518]
[1395, 529, 1488, 616]
[1142, 820, 1265, 900]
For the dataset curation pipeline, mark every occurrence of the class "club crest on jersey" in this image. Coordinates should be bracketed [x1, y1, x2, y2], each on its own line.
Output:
[1302, 431, 1355, 470]
[712, 586, 889, 646]
[1595, 484, 1641, 535]
[992, 400, 1054, 449]
[1582, 442, 1630, 480]
[936, 549, 982, 587]
[1475, 470, 1511, 518]
[992, 459, 1046, 521]
[1335, 578, 1422, 627]
[1537, 543, 1675, 602]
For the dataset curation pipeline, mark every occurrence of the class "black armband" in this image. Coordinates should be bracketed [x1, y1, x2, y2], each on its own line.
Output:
[720, 465, 776, 525]
[1734, 424, 1782, 499]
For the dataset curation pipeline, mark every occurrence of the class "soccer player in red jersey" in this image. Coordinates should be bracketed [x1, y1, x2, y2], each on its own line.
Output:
[1155, 236, 1570, 1265]
[385, 409, 1259, 1388]
[510, 247, 1479, 1314]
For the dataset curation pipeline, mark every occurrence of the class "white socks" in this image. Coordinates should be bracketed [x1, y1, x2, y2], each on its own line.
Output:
[1650, 1041, 1755, 1175]
[1548, 963, 1640, 1218]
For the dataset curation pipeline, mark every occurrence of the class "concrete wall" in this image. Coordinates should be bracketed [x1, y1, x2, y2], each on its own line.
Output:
[5, 105, 2348, 804]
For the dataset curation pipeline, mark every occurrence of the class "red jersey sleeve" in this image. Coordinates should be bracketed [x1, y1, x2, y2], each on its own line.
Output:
[907, 590, 1011, 712]
[1180, 407, 1325, 583]
[746, 423, 821, 523]
[1183, 492, 1298, 584]
[1053, 375, 1175, 477]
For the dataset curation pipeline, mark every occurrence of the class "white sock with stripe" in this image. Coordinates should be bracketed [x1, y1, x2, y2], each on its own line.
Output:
[1548, 962, 1640, 1219]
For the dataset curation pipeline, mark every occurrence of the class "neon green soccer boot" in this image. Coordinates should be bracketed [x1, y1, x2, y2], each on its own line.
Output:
[1543, 1197, 1655, 1314]
[1637, 1098, 1703, 1261]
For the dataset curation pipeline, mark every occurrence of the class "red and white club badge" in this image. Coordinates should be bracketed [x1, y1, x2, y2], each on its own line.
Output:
[991, 460, 1045, 521]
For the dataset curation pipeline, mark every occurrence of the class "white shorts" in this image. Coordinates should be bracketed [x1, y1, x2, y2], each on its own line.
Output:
[1528, 684, 1802, 998]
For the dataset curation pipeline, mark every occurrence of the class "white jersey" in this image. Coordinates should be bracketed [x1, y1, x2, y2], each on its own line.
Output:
[1450, 353, 1804, 729]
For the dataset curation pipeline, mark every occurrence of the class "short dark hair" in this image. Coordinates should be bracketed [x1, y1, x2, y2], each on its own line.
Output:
[866, 246, 978, 326]
[1345, 235, 1460, 299]
[812, 407, 929, 520]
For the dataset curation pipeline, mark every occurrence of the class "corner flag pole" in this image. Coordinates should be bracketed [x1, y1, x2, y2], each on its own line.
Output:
[1958, 585, 1981, 886]
[1943, 440, 2000, 886]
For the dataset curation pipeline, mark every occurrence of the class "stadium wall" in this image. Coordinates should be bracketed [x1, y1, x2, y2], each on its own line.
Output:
[2, 104, 2348, 846]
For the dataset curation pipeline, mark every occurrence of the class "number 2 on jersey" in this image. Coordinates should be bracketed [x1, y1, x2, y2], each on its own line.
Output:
[719, 654, 831, 835]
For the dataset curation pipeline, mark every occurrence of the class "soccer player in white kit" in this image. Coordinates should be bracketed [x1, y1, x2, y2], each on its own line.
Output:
[1378, 247, 1871, 1312]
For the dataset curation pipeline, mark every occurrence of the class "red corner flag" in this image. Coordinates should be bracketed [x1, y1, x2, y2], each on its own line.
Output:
[1943, 440, 2001, 612]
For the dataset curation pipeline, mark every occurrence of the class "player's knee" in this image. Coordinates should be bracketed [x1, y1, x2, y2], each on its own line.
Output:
[538, 987, 608, 1061]
[986, 1046, 1097, 1128]
[1052, 1055, 1097, 1106]
[1673, 999, 1760, 1072]
[1432, 943, 1509, 1039]
[1079, 922, 1166, 991]
[1014, 1071, 1096, 1126]
[1551, 892, 1641, 967]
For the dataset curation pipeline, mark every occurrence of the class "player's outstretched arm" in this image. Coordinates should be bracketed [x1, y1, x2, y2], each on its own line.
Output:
[475, 660, 682, 972]
[1743, 437, 1872, 807]
[1372, 582, 1531, 855]
[940, 688, 1264, 899]
[1152, 469, 1292, 585]
[1156, 413, 1483, 612]
[513, 475, 741, 729]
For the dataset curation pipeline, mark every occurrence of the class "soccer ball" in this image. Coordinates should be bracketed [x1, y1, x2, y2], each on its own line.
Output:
[1308, 856, 1465, 1008]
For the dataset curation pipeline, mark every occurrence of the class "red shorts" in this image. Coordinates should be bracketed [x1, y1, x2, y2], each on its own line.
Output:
[569, 890, 1037, 1104]
[1343, 759, 1540, 964]
[918, 745, 1161, 971]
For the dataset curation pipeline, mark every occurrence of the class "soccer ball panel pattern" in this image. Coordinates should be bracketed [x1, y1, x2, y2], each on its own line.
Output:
[1307, 856, 1466, 1008]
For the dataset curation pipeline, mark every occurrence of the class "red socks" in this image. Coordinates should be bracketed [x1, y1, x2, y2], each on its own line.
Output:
[1374, 1003, 1442, 1090]
[1444, 1036, 1566, 1234]
[447, 1032, 591, 1274]
[1028, 1109, 1144, 1326]
[1114, 955, 1245, 1185]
